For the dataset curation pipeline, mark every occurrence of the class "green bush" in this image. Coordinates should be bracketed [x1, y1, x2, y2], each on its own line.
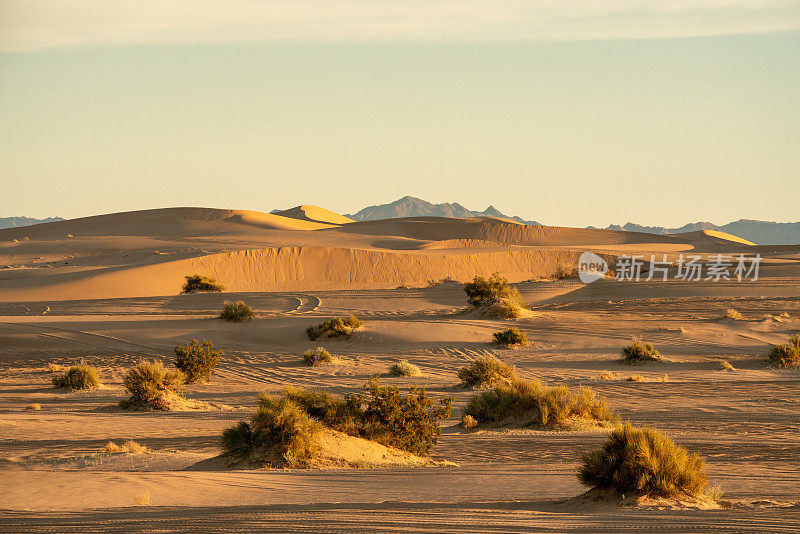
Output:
[51, 362, 101, 390]
[221, 395, 321, 468]
[306, 315, 363, 340]
[463, 273, 520, 307]
[285, 379, 452, 456]
[219, 301, 254, 322]
[389, 360, 422, 377]
[493, 327, 528, 346]
[768, 334, 800, 367]
[181, 274, 224, 294]
[174, 338, 222, 383]
[123, 360, 185, 405]
[302, 347, 334, 366]
[457, 355, 518, 388]
[578, 422, 708, 498]
[620, 337, 662, 363]
[463, 379, 613, 429]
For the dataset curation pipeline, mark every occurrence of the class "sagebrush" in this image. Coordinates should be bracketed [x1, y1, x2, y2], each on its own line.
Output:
[463, 272, 526, 317]
[306, 315, 363, 340]
[768, 334, 800, 368]
[302, 347, 334, 366]
[122, 360, 185, 408]
[181, 274, 224, 294]
[620, 337, 662, 363]
[222, 379, 452, 464]
[174, 338, 222, 383]
[219, 301, 254, 322]
[578, 422, 708, 498]
[493, 327, 528, 346]
[463, 378, 614, 429]
[389, 360, 422, 377]
[457, 355, 518, 388]
[51, 362, 101, 390]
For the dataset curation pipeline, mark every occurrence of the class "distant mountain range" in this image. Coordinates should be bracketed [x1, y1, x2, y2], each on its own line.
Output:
[345, 196, 542, 225]
[596, 220, 800, 245]
[346, 196, 800, 245]
[0, 216, 63, 229]
[6, 200, 800, 245]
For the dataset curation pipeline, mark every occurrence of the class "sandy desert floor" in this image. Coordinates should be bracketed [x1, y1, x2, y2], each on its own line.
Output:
[1, 208, 799, 532]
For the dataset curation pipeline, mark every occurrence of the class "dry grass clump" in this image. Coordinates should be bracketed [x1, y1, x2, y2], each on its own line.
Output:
[121, 360, 185, 410]
[718, 360, 735, 371]
[302, 347, 334, 366]
[133, 490, 151, 506]
[221, 395, 322, 468]
[221, 380, 453, 465]
[722, 308, 744, 320]
[461, 414, 478, 429]
[46, 363, 63, 373]
[463, 272, 527, 318]
[181, 274, 224, 294]
[105, 440, 149, 454]
[463, 379, 614, 429]
[174, 338, 222, 383]
[768, 334, 800, 368]
[599, 371, 618, 381]
[620, 337, 662, 364]
[493, 327, 529, 347]
[306, 315, 363, 341]
[26, 403, 41, 411]
[578, 422, 708, 498]
[389, 360, 422, 377]
[219, 300, 254, 322]
[51, 362, 101, 390]
[457, 355, 518, 388]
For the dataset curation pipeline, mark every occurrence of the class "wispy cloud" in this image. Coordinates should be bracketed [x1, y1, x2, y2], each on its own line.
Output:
[1, 0, 799, 52]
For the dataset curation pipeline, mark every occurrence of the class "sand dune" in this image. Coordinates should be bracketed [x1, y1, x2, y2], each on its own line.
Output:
[273, 205, 355, 225]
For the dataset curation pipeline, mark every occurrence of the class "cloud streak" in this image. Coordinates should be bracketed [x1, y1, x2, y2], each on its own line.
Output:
[1, 0, 799, 52]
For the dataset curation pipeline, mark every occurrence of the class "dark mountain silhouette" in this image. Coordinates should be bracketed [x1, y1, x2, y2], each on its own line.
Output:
[345, 196, 542, 225]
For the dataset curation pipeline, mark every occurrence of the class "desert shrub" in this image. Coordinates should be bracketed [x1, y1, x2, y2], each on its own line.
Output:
[599, 371, 618, 380]
[181, 274, 224, 294]
[174, 338, 222, 383]
[51, 362, 101, 390]
[105, 440, 148, 454]
[768, 335, 800, 368]
[221, 394, 322, 468]
[719, 360, 735, 371]
[620, 337, 662, 363]
[462, 273, 527, 318]
[722, 308, 744, 320]
[26, 403, 41, 411]
[133, 491, 151, 506]
[457, 355, 518, 388]
[389, 360, 422, 377]
[461, 414, 478, 429]
[46, 363, 62, 373]
[463, 379, 614, 429]
[302, 347, 334, 366]
[123, 360, 185, 406]
[493, 327, 528, 346]
[285, 379, 452, 457]
[578, 422, 708, 498]
[219, 301, 254, 322]
[306, 315, 363, 340]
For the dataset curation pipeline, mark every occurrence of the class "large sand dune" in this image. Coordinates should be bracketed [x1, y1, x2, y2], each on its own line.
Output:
[2, 206, 792, 302]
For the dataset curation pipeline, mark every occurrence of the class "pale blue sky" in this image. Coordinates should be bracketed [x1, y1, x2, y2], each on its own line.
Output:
[1, 2, 799, 227]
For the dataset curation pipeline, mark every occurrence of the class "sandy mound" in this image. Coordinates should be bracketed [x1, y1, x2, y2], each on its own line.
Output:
[273, 205, 354, 225]
[186, 427, 450, 470]
[226, 210, 336, 230]
[561, 488, 722, 511]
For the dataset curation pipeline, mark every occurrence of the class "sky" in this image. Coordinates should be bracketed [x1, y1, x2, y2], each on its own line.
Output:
[1, 1, 799, 228]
